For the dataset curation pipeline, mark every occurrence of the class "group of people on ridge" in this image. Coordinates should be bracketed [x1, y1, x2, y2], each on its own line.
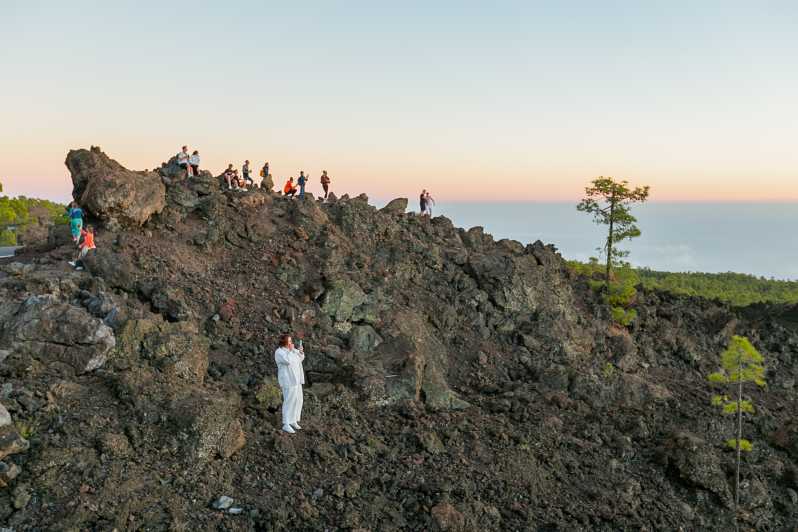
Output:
[282, 170, 331, 200]
[419, 189, 436, 216]
[176, 146, 201, 177]
[174, 146, 333, 200]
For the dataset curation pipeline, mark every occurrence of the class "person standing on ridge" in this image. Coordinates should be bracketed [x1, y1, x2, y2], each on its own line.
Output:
[419, 189, 427, 215]
[297, 171, 308, 199]
[189, 150, 200, 177]
[67, 202, 84, 244]
[284, 177, 298, 198]
[243, 160, 253, 188]
[274, 334, 305, 434]
[424, 191, 436, 216]
[260, 161, 270, 183]
[176, 146, 190, 178]
[320, 170, 331, 199]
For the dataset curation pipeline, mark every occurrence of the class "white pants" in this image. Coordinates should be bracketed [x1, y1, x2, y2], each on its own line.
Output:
[281, 385, 303, 426]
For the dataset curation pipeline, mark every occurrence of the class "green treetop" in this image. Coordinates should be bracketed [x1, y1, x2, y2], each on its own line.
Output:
[576, 177, 650, 292]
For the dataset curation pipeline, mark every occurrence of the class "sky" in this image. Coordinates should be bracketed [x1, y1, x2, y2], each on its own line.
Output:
[1, 0, 797, 203]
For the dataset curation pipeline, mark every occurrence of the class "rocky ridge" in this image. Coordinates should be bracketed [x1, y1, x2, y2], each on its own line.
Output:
[0, 148, 796, 530]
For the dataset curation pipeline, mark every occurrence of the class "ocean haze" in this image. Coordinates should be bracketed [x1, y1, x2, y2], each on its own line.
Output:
[423, 201, 798, 280]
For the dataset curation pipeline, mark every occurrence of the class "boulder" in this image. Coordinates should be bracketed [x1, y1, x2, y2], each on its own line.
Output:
[321, 279, 367, 322]
[0, 460, 21, 488]
[658, 432, 731, 501]
[375, 311, 469, 411]
[0, 403, 29, 462]
[169, 391, 246, 460]
[261, 174, 275, 192]
[349, 325, 382, 354]
[115, 319, 208, 385]
[380, 198, 408, 215]
[46, 223, 73, 249]
[82, 248, 137, 292]
[430, 502, 466, 531]
[3, 295, 115, 373]
[65, 146, 166, 227]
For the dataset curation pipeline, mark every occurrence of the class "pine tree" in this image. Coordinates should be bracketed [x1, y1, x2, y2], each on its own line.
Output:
[708, 335, 766, 530]
[576, 177, 649, 293]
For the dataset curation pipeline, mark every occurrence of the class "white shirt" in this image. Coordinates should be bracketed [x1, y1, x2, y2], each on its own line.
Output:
[177, 151, 189, 164]
[275, 346, 305, 387]
[189, 154, 200, 166]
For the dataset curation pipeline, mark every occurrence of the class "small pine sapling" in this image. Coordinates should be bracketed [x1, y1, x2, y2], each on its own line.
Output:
[707, 335, 766, 529]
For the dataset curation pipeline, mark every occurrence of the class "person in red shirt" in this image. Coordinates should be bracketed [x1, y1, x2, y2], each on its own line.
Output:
[320, 170, 331, 199]
[69, 225, 96, 269]
[283, 177, 298, 198]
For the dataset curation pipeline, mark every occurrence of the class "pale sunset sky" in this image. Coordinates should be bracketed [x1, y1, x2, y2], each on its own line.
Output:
[1, 1, 797, 203]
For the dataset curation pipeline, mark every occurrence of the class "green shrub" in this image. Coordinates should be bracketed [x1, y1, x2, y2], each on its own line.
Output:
[0, 229, 16, 246]
[610, 306, 637, 326]
[255, 377, 283, 410]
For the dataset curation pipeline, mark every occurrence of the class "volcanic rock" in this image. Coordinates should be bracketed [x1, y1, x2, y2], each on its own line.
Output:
[66, 146, 166, 227]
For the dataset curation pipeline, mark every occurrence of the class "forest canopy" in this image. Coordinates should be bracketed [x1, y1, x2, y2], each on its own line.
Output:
[0, 182, 67, 245]
[568, 259, 798, 307]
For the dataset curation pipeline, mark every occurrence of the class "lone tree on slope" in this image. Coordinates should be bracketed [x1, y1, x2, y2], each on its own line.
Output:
[708, 335, 766, 531]
[576, 177, 649, 293]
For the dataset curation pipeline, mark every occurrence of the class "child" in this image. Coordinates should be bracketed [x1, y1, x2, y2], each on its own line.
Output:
[69, 225, 96, 269]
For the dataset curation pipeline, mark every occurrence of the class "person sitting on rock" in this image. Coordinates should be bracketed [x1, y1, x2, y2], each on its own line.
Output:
[69, 225, 96, 270]
[274, 334, 305, 434]
[243, 160, 253, 188]
[223, 164, 236, 189]
[235, 169, 247, 189]
[189, 150, 200, 177]
[67, 202, 84, 244]
[176, 146, 190, 178]
[283, 177, 298, 198]
[320, 170, 331, 199]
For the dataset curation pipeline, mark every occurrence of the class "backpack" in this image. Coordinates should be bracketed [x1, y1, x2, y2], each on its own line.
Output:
[259, 168, 265, 178]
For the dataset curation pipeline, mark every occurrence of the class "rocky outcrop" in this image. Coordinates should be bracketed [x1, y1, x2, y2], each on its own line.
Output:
[380, 197, 408, 215]
[66, 146, 166, 227]
[2, 295, 115, 374]
[2, 148, 798, 530]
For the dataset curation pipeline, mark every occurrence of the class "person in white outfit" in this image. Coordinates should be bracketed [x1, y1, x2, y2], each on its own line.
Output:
[274, 334, 305, 434]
